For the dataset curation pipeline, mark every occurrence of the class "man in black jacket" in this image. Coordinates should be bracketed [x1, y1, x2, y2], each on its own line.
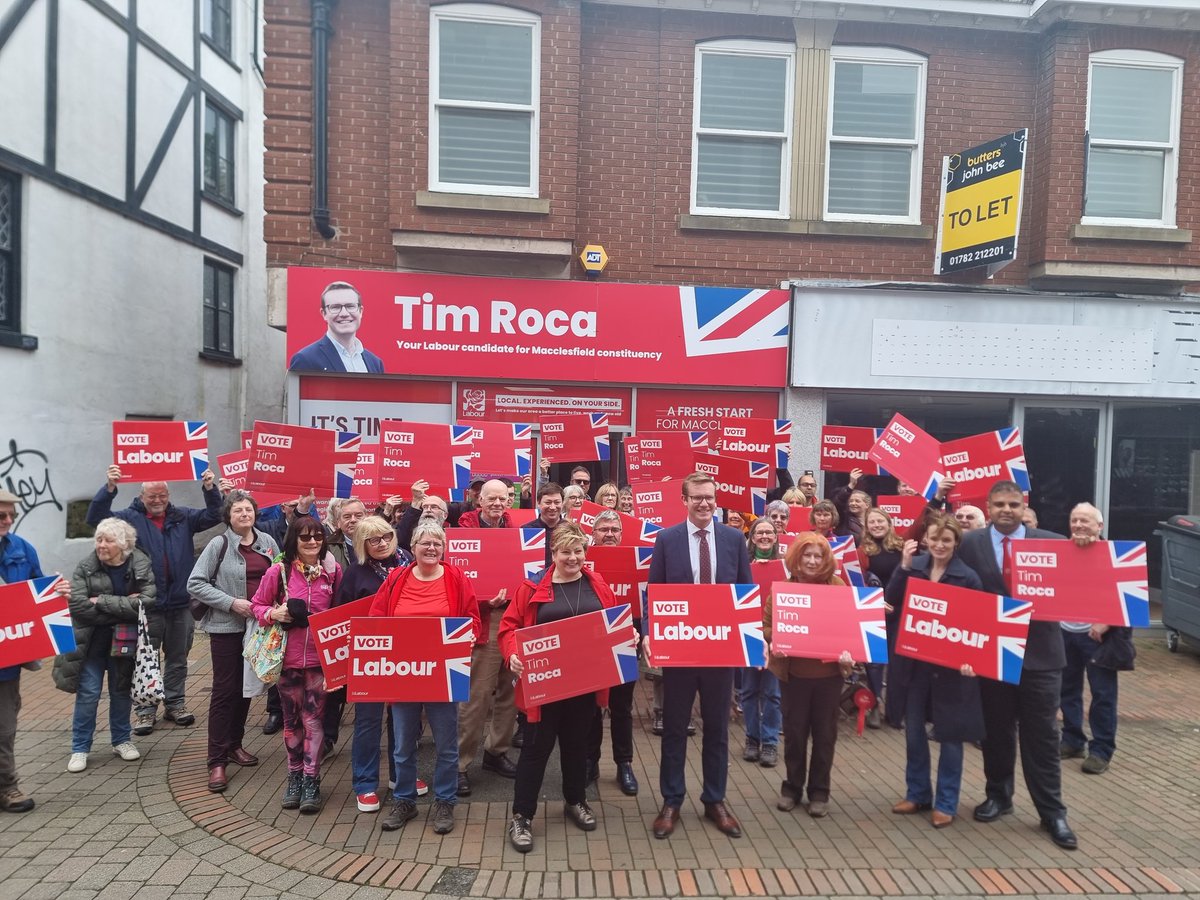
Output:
[957, 480, 1077, 850]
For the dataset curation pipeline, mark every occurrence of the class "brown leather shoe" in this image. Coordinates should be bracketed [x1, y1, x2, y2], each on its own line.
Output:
[652, 804, 680, 839]
[703, 801, 742, 837]
[931, 810, 955, 828]
[229, 747, 259, 767]
[207, 765, 228, 793]
[892, 799, 932, 814]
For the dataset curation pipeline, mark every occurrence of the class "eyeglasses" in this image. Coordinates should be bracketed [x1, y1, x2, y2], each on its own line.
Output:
[0, 511, 15, 522]
[686, 494, 716, 505]
[414, 541, 444, 550]
[297, 533, 323, 543]
[364, 535, 393, 547]
[572, 478, 591, 485]
[324, 302, 361, 314]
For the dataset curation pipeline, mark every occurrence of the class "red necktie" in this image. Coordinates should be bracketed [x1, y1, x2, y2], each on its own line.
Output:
[698, 529, 712, 584]
[1001, 535, 1014, 594]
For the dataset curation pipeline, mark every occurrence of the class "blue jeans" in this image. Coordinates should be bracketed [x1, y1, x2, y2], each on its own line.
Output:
[72, 638, 133, 752]
[903, 664, 964, 816]
[351, 702, 396, 794]
[1060, 630, 1118, 761]
[740, 667, 781, 747]
[391, 701, 458, 803]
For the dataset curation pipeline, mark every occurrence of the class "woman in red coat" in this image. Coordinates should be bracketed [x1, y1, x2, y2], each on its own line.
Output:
[499, 521, 619, 854]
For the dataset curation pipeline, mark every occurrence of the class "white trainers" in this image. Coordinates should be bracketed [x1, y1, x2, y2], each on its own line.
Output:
[67, 752, 88, 773]
[112, 742, 141, 762]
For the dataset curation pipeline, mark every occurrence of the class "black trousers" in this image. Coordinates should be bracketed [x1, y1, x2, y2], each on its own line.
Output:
[979, 668, 1066, 819]
[659, 666, 732, 807]
[207, 632, 252, 766]
[587, 679, 635, 766]
[779, 675, 842, 803]
[512, 693, 594, 820]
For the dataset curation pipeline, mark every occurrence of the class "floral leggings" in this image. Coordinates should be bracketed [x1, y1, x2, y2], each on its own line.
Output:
[277, 667, 327, 777]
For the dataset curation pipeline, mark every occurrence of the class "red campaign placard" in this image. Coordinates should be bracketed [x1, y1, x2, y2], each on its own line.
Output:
[820, 426, 884, 475]
[112, 421, 208, 482]
[584, 546, 655, 608]
[876, 495, 928, 533]
[516, 605, 639, 706]
[346, 617, 474, 703]
[248, 421, 359, 499]
[635, 387, 781, 432]
[645, 584, 765, 667]
[377, 419, 472, 497]
[444, 528, 546, 601]
[351, 447, 382, 505]
[715, 418, 791, 470]
[458, 382, 632, 427]
[1012, 539, 1150, 626]
[624, 438, 642, 482]
[868, 414, 945, 501]
[941, 427, 1030, 505]
[286, 268, 790, 387]
[627, 432, 710, 481]
[829, 534, 866, 587]
[219, 449, 303, 507]
[691, 451, 769, 516]
[569, 501, 662, 547]
[538, 414, 610, 463]
[785, 506, 814, 534]
[308, 596, 375, 691]
[632, 481, 686, 528]
[240, 430, 253, 449]
[460, 421, 533, 479]
[750, 559, 787, 594]
[769, 582, 888, 663]
[0, 576, 74, 667]
[895, 579, 1031, 684]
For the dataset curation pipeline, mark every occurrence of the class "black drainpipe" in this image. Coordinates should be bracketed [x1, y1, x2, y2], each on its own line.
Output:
[311, 0, 337, 240]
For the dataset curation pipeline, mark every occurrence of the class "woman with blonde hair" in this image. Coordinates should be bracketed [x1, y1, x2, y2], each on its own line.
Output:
[594, 482, 620, 509]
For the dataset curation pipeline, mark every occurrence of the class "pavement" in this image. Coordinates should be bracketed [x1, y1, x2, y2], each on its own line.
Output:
[2, 627, 1199, 900]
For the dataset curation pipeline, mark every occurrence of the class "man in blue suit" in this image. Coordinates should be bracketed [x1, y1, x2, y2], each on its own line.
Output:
[645, 472, 751, 840]
[288, 281, 386, 373]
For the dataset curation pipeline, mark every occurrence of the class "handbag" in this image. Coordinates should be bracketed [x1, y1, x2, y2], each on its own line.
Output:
[189, 535, 230, 621]
[131, 604, 165, 707]
[243, 621, 287, 684]
[110, 623, 138, 657]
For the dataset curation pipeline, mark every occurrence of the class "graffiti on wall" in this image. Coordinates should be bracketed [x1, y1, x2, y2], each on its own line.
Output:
[1, 439, 62, 531]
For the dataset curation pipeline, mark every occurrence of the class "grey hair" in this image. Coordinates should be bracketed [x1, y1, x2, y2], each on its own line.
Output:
[411, 521, 447, 548]
[1071, 502, 1103, 525]
[94, 517, 138, 561]
[563, 485, 587, 502]
[593, 509, 623, 528]
[765, 500, 790, 519]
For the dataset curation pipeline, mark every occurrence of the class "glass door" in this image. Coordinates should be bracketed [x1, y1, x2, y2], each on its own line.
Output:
[1015, 402, 1108, 537]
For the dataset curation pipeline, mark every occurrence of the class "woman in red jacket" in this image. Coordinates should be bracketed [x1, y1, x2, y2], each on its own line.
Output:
[499, 522, 619, 854]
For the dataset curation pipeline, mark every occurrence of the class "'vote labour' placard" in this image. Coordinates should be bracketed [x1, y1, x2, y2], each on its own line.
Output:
[1012, 539, 1150, 627]
[248, 421, 359, 500]
[112, 421, 208, 482]
[516, 605, 639, 707]
[895, 580, 1031, 684]
[716, 418, 791, 470]
[769, 582, 887, 663]
[0, 576, 74, 668]
[876, 495, 928, 534]
[691, 451, 769, 516]
[645, 583, 765, 668]
[308, 596, 374, 691]
[868, 414, 945, 500]
[940, 427, 1029, 506]
[820, 426, 884, 475]
[346, 616, 473, 703]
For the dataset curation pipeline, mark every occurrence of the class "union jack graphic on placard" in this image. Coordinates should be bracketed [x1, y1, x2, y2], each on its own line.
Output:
[0, 576, 75, 668]
[336, 431, 362, 453]
[520, 528, 547, 580]
[830, 535, 866, 587]
[943, 427, 1029, 505]
[450, 425, 475, 492]
[688, 431, 710, 450]
[730, 584, 767, 667]
[34, 576, 75, 655]
[996, 595, 1033, 685]
[442, 617, 475, 701]
[604, 604, 640, 685]
[513, 423, 534, 476]
[1110, 541, 1150, 627]
[590, 414, 611, 461]
[679, 287, 790, 359]
[186, 421, 210, 479]
[637, 519, 663, 546]
[853, 587, 889, 663]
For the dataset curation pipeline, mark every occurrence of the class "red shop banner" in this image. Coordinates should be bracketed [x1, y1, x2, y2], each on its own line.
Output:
[768, 582, 888, 663]
[868, 414, 945, 500]
[635, 387, 781, 433]
[248, 421, 359, 500]
[458, 382, 632, 427]
[820, 426, 884, 475]
[895, 580, 1031, 684]
[715, 418, 791, 470]
[1012, 539, 1150, 627]
[624, 432, 710, 482]
[516, 605, 639, 707]
[444, 528, 547, 601]
[632, 481, 686, 528]
[645, 584, 766, 668]
[940, 427, 1030, 506]
[461, 421, 533, 479]
[0, 576, 74, 668]
[568, 501, 662, 547]
[112, 421, 208, 482]
[691, 451, 769, 516]
[584, 546, 655, 609]
[308, 596, 375, 691]
[876, 495, 928, 533]
[538, 413, 610, 463]
[378, 420, 473, 497]
[286, 268, 790, 387]
[346, 616, 474, 703]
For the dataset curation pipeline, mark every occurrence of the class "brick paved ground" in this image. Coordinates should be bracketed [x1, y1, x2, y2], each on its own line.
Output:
[2, 627, 1198, 900]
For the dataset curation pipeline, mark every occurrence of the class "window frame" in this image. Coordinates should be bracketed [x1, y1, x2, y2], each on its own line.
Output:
[203, 98, 236, 206]
[690, 39, 794, 219]
[824, 45, 927, 225]
[1083, 49, 1182, 228]
[203, 0, 233, 59]
[429, 3, 541, 198]
[0, 169, 19, 336]
[202, 258, 236, 360]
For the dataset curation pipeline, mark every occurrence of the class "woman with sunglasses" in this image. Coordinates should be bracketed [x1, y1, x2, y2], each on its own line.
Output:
[250, 518, 341, 814]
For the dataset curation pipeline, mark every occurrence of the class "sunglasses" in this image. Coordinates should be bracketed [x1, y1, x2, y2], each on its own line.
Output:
[297, 533, 324, 543]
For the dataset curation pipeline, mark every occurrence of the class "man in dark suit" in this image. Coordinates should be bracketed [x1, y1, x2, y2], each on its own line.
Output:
[288, 281, 386, 373]
[957, 480, 1078, 850]
[645, 472, 752, 840]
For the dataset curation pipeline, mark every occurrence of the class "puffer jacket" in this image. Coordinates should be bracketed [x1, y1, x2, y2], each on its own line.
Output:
[187, 527, 279, 634]
[52, 548, 157, 693]
[250, 554, 340, 670]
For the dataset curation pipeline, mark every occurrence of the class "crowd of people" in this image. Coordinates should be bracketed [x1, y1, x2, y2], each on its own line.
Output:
[0, 462, 1134, 858]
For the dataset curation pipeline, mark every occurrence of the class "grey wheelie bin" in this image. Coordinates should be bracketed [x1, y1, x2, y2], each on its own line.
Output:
[1157, 514, 1200, 652]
